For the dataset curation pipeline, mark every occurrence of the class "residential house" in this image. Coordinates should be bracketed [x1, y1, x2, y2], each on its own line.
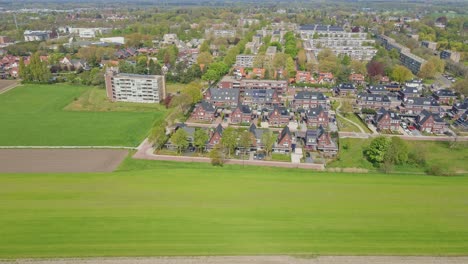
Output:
[401, 97, 440, 115]
[268, 106, 290, 127]
[293, 91, 327, 110]
[399, 86, 420, 101]
[304, 126, 338, 156]
[319, 72, 334, 84]
[349, 73, 365, 85]
[304, 105, 329, 128]
[405, 79, 423, 90]
[416, 110, 446, 134]
[433, 89, 456, 105]
[249, 123, 265, 150]
[373, 107, 401, 131]
[204, 88, 240, 108]
[367, 85, 388, 95]
[218, 76, 288, 94]
[166, 123, 195, 149]
[250, 68, 265, 79]
[190, 101, 216, 122]
[357, 93, 391, 110]
[206, 124, 224, 150]
[450, 99, 468, 120]
[295, 71, 314, 83]
[231, 105, 252, 124]
[242, 89, 280, 108]
[274, 126, 292, 153]
[384, 83, 401, 92]
[335, 83, 356, 96]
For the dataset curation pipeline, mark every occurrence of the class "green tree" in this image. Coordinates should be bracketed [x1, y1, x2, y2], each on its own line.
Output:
[221, 127, 238, 157]
[193, 128, 209, 153]
[149, 124, 167, 150]
[239, 130, 253, 155]
[261, 129, 277, 157]
[418, 61, 436, 79]
[351, 60, 366, 75]
[364, 136, 391, 164]
[286, 56, 296, 78]
[170, 128, 189, 154]
[185, 81, 203, 104]
[209, 143, 224, 166]
[452, 79, 468, 97]
[384, 137, 409, 165]
[391, 65, 413, 84]
[197, 51, 213, 65]
[297, 49, 307, 70]
[341, 54, 351, 66]
[200, 40, 210, 53]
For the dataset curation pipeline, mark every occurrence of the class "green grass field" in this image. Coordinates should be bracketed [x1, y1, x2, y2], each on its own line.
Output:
[0, 159, 467, 258]
[0, 84, 166, 146]
[329, 138, 468, 174]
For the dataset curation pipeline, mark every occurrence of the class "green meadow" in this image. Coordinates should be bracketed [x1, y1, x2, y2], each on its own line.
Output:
[0, 159, 467, 258]
[0, 84, 165, 146]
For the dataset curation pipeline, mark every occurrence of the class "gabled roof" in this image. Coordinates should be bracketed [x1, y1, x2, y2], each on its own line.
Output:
[175, 123, 195, 138]
[306, 105, 326, 117]
[235, 104, 252, 114]
[269, 106, 289, 117]
[406, 97, 439, 106]
[418, 110, 444, 124]
[208, 88, 240, 102]
[400, 86, 420, 94]
[278, 126, 291, 142]
[368, 85, 387, 93]
[337, 83, 356, 90]
[358, 93, 391, 102]
[249, 123, 264, 140]
[199, 100, 216, 112]
[294, 91, 326, 100]
[434, 89, 456, 97]
[214, 124, 223, 136]
[376, 107, 400, 122]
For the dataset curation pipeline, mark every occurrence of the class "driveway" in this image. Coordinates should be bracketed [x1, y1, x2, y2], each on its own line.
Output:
[291, 147, 302, 164]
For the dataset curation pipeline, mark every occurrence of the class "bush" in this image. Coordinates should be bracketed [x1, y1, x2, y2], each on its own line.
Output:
[426, 165, 455, 176]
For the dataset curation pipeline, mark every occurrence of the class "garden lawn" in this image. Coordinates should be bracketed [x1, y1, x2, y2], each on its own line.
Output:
[0, 159, 468, 258]
[0, 84, 165, 146]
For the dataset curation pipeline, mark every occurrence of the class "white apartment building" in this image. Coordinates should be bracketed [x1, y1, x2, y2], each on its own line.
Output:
[235, 55, 256, 68]
[105, 68, 166, 103]
[69, 27, 112, 38]
[299, 25, 377, 60]
[24, 30, 51, 41]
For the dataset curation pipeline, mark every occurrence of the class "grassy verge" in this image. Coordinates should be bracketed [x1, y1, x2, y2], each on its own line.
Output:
[0, 159, 467, 257]
[64, 87, 165, 112]
[336, 115, 361, 132]
[270, 153, 291, 162]
[329, 138, 468, 174]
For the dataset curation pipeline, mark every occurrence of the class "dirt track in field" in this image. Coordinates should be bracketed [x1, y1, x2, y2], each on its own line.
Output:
[1, 256, 468, 264]
[0, 149, 128, 173]
[0, 80, 18, 94]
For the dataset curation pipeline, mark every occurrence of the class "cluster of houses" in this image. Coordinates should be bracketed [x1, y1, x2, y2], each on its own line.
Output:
[166, 122, 338, 157]
[186, 72, 339, 156]
[0, 55, 28, 79]
[339, 79, 465, 134]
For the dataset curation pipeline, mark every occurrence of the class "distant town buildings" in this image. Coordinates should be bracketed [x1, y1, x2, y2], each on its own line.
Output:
[440, 50, 460, 63]
[24, 30, 52, 42]
[105, 68, 166, 103]
[377, 35, 426, 74]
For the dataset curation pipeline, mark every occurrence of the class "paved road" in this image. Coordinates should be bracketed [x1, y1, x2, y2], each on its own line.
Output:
[3, 256, 468, 264]
[134, 139, 325, 170]
[338, 132, 468, 141]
